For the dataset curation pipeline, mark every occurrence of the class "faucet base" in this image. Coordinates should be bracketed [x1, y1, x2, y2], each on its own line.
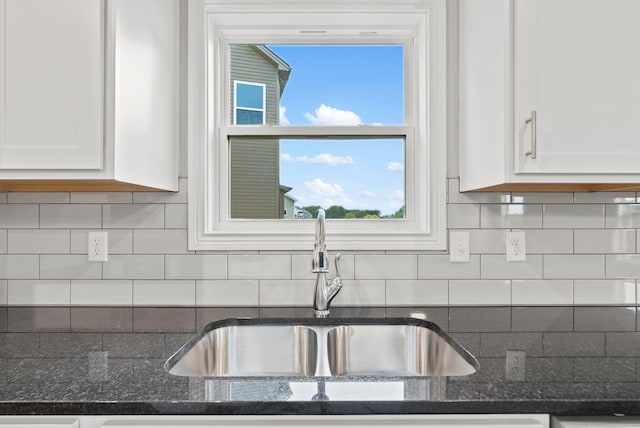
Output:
[314, 309, 330, 318]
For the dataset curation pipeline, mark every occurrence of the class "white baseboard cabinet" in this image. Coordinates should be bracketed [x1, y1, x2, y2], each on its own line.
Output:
[0, 414, 550, 428]
[553, 416, 640, 427]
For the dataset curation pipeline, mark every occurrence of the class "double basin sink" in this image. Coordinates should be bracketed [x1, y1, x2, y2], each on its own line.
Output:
[164, 318, 478, 378]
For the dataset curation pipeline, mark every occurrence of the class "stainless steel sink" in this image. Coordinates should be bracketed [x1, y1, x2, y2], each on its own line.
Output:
[327, 324, 477, 377]
[166, 324, 317, 377]
[164, 318, 478, 378]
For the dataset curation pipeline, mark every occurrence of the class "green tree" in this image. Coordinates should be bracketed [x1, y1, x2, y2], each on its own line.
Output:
[325, 205, 348, 218]
[344, 212, 356, 219]
[302, 205, 322, 218]
[392, 206, 405, 219]
[363, 214, 380, 219]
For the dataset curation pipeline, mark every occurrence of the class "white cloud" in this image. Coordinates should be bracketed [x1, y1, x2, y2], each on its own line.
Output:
[281, 152, 353, 166]
[304, 178, 352, 206]
[304, 104, 362, 125]
[388, 190, 404, 201]
[359, 190, 377, 198]
[387, 162, 404, 172]
[279, 105, 290, 125]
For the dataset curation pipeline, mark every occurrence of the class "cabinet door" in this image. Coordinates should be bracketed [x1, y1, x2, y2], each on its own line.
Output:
[514, 0, 640, 174]
[0, 0, 103, 170]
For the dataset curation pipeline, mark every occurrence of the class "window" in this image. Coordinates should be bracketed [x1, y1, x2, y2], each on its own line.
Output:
[233, 81, 265, 125]
[188, 0, 447, 251]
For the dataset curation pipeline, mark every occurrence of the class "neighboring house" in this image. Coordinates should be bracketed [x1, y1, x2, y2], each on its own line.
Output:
[295, 207, 313, 219]
[229, 45, 292, 219]
[281, 186, 296, 219]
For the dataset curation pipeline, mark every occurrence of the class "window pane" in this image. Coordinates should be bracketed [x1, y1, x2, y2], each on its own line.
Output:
[236, 82, 264, 109]
[229, 137, 405, 219]
[229, 44, 404, 126]
[236, 109, 264, 125]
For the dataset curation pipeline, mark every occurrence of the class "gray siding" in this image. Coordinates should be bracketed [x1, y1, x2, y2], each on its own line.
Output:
[229, 45, 281, 219]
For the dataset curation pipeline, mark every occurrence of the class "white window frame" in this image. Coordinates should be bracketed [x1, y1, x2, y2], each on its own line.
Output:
[188, 0, 447, 251]
[233, 80, 266, 125]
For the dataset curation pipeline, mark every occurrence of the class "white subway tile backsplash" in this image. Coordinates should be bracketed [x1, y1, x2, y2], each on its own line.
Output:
[0, 230, 7, 254]
[103, 255, 164, 280]
[574, 229, 636, 254]
[8, 230, 70, 254]
[418, 255, 480, 279]
[605, 255, 640, 278]
[511, 193, 573, 204]
[543, 204, 604, 229]
[354, 255, 417, 280]
[481, 255, 543, 279]
[386, 279, 448, 306]
[259, 280, 315, 306]
[103, 204, 164, 229]
[0, 280, 7, 304]
[0, 204, 39, 228]
[40, 255, 102, 279]
[526, 229, 574, 254]
[0, 255, 39, 279]
[70, 230, 133, 255]
[71, 280, 133, 305]
[511, 280, 573, 305]
[449, 280, 511, 305]
[4, 177, 640, 307]
[165, 255, 227, 279]
[291, 254, 354, 280]
[468, 229, 505, 254]
[332, 279, 386, 306]
[133, 230, 189, 254]
[447, 204, 480, 229]
[481, 204, 543, 229]
[133, 280, 195, 306]
[196, 280, 259, 306]
[8, 280, 70, 305]
[574, 279, 636, 305]
[605, 204, 640, 228]
[544, 255, 605, 279]
[8, 192, 70, 203]
[40, 204, 102, 229]
[165, 204, 188, 229]
[574, 192, 636, 204]
[228, 255, 291, 280]
[70, 192, 133, 204]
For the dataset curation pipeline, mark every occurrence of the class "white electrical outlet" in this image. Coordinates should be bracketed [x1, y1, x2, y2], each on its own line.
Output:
[506, 231, 526, 262]
[450, 231, 470, 263]
[88, 232, 108, 262]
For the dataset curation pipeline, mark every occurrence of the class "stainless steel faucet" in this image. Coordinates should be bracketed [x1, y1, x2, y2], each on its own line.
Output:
[312, 209, 342, 318]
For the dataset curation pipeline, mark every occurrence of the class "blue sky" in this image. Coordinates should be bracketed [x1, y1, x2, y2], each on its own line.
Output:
[268, 45, 405, 216]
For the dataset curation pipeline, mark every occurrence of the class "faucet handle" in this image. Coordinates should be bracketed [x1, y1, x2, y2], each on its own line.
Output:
[334, 253, 341, 277]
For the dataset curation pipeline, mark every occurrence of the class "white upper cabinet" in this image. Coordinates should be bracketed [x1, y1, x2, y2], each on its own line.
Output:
[0, 0, 180, 191]
[460, 0, 640, 192]
[0, 0, 103, 170]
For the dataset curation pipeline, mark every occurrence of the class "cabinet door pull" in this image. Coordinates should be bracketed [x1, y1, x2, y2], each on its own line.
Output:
[524, 111, 537, 159]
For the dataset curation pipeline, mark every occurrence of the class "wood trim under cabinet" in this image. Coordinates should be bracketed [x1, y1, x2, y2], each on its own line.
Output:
[0, 180, 171, 192]
[466, 183, 640, 193]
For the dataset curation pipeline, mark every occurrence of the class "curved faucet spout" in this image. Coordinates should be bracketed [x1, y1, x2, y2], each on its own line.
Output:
[311, 209, 343, 317]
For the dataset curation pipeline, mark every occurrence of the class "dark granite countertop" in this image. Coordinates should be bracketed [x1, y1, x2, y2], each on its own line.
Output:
[1, 305, 640, 416]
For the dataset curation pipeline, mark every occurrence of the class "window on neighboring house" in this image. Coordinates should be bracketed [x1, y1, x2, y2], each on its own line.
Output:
[234, 81, 265, 125]
[188, 0, 447, 251]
